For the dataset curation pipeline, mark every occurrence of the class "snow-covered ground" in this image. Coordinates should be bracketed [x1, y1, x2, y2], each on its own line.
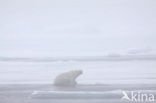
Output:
[0, 59, 156, 84]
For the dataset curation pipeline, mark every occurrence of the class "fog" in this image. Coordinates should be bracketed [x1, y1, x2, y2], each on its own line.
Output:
[0, 1, 156, 103]
[0, 0, 156, 57]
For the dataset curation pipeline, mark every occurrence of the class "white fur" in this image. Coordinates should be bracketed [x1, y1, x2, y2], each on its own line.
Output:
[54, 70, 82, 87]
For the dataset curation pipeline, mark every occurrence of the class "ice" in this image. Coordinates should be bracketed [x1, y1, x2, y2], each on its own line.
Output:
[0, 60, 156, 84]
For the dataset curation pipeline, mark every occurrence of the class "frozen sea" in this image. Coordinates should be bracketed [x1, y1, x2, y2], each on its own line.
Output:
[0, 56, 156, 103]
[0, 56, 156, 85]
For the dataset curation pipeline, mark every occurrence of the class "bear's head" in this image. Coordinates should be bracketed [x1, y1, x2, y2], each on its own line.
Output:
[71, 70, 83, 77]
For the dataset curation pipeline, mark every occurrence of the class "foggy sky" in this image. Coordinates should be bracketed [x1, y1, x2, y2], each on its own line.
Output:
[0, 0, 156, 57]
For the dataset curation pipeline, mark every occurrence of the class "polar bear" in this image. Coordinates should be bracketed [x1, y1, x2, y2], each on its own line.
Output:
[54, 70, 83, 87]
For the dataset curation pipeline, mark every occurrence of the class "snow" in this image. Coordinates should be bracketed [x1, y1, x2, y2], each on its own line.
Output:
[0, 60, 156, 84]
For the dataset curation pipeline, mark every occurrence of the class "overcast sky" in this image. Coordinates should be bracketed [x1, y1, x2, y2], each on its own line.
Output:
[0, 0, 156, 57]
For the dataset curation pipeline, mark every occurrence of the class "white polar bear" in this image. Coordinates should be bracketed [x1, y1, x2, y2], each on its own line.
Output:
[54, 70, 83, 87]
